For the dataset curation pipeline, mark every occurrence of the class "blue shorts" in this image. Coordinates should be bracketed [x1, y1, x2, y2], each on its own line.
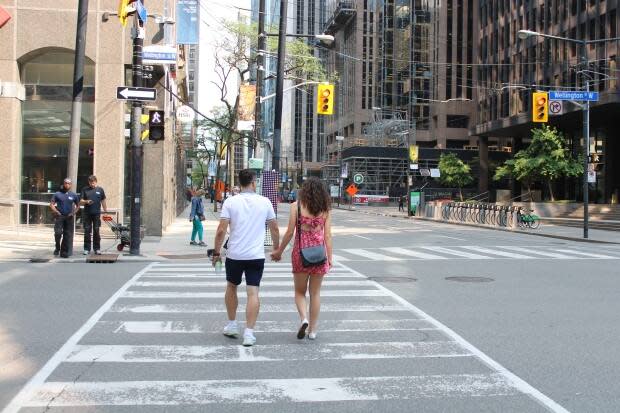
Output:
[225, 258, 265, 287]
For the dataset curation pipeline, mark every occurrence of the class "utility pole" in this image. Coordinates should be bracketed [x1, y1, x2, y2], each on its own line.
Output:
[67, 0, 89, 186]
[272, 0, 288, 172]
[580, 41, 589, 239]
[129, 15, 145, 255]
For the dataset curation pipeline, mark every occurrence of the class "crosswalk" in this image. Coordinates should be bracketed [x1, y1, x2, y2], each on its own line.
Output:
[0, 240, 51, 256]
[4, 262, 568, 412]
[333, 245, 620, 262]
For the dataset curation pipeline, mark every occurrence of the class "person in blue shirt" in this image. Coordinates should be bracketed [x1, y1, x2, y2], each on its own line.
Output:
[50, 178, 80, 258]
[189, 189, 206, 246]
[80, 175, 108, 255]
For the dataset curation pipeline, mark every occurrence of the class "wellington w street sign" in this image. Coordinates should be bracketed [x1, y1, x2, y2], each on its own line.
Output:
[116, 87, 157, 101]
[549, 91, 599, 101]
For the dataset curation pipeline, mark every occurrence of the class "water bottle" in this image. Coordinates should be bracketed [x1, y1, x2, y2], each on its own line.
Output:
[214, 259, 223, 276]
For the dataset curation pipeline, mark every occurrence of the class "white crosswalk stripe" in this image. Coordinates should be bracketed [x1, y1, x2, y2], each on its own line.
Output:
[4, 261, 569, 412]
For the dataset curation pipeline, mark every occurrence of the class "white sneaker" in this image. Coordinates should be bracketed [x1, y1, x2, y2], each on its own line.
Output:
[94, 250, 102, 255]
[242, 333, 256, 347]
[83, 250, 89, 255]
[223, 323, 239, 338]
[308, 332, 317, 340]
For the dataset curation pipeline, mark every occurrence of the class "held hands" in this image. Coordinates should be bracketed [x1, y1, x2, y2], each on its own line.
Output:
[270, 248, 282, 262]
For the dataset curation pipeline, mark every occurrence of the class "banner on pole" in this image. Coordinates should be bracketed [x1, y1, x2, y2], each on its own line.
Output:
[176, 0, 199, 44]
[237, 84, 256, 131]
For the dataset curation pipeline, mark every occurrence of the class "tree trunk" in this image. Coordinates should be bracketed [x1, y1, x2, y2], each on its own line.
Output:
[459, 187, 464, 201]
[547, 180, 555, 202]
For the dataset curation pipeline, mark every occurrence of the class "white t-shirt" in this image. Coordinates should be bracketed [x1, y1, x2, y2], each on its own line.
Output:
[220, 192, 277, 260]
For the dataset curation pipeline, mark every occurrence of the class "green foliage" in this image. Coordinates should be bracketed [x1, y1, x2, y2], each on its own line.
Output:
[493, 125, 583, 200]
[438, 153, 474, 200]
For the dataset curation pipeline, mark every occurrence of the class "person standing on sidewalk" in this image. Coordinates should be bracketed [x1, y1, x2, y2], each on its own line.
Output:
[50, 178, 80, 258]
[212, 169, 280, 347]
[398, 195, 405, 212]
[189, 189, 206, 246]
[80, 175, 108, 255]
[271, 177, 333, 340]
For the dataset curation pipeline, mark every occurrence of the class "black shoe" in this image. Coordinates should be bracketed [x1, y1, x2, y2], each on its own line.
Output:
[297, 320, 309, 339]
[53, 249, 60, 256]
[60, 253, 69, 258]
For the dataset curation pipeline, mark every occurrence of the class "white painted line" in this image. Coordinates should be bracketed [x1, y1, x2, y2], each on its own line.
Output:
[25, 374, 518, 406]
[421, 246, 492, 260]
[331, 254, 350, 262]
[139, 273, 363, 279]
[498, 246, 572, 259]
[381, 247, 445, 260]
[460, 246, 532, 259]
[65, 341, 470, 363]
[147, 268, 294, 273]
[435, 235, 467, 241]
[132, 280, 376, 288]
[0, 263, 157, 413]
[152, 263, 293, 268]
[110, 303, 407, 314]
[353, 234, 372, 240]
[555, 249, 618, 259]
[121, 290, 389, 298]
[343, 249, 403, 261]
[337, 262, 571, 413]
[105, 319, 434, 334]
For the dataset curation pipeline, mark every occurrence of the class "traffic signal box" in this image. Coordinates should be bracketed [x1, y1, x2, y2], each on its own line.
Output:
[317, 84, 334, 115]
[149, 110, 165, 141]
[532, 92, 548, 123]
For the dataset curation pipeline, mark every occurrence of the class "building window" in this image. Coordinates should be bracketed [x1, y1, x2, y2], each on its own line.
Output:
[446, 115, 469, 129]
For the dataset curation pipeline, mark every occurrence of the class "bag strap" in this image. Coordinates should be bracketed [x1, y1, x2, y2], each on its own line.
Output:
[296, 202, 302, 248]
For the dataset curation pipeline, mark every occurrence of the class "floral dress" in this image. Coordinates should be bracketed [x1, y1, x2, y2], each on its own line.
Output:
[291, 213, 329, 275]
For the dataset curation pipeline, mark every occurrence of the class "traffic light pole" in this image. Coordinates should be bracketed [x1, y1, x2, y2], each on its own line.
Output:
[255, 0, 265, 166]
[272, 0, 288, 173]
[129, 18, 144, 255]
[581, 41, 589, 239]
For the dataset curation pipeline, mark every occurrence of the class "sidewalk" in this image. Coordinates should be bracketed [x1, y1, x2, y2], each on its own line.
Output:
[337, 204, 620, 244]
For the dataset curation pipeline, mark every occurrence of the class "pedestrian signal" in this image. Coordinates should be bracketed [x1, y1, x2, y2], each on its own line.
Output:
[149, 110, 165, 141]
[316, 84, 334, 115]
[532, 92, 548, 123]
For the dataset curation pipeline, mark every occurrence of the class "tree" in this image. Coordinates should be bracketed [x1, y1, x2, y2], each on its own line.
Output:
[494, 125, 583, 201]
[438, 152, 474, 201]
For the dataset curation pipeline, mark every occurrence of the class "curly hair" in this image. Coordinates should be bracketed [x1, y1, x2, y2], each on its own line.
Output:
[298, 177, 331, 216]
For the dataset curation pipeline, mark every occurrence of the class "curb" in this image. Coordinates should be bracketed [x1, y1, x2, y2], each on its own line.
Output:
[336, 206, 620, 245]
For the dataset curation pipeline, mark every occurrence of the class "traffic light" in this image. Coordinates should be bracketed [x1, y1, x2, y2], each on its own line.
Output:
[149, 110, 165, 141]
[118, 0, 134, 27]
[316, 84, 334, 115]
[532, 92, 548, 123]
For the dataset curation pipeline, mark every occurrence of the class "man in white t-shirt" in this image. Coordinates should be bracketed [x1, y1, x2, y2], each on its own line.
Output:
[212, 169, 280, 346]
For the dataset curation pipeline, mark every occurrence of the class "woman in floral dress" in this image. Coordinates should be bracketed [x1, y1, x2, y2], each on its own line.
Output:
[272, 177, 333, 340]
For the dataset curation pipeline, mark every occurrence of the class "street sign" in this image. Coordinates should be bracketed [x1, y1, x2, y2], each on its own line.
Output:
[346, 184, 358, 197]
[142, 45, 177, 65]
[549, 91, 599, 101]
[116, 87, 157, 101]
[587, 170, 596, 183]
[353, 173, 364, 185]
[549, 100, 563, 115]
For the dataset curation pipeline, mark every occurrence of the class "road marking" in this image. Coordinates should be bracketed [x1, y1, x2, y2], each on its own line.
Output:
[139, 273, 363, 279]
[338, 262, 570, 413]
[421, 246, 492, 260]
[381, 247, 445, 260]
[121, 290, 389, 299]
[343, 249, 403, 261]
[0, 263, 156, 413]
[498, 246, 573, 259]
[435, 235, 467, 241]
[24, 374, 519, 406]
[331, 254, 350, 262]
[460, 246, 532, 259]
[105, 319, 434, 334]
[64, 341, 470, 363]
[555, 249, 618, 259]
[133, 280, 376, 287]
[110, 303, 408, 313]
[147, 267, 294, 273]
[353, 234, 372, 240]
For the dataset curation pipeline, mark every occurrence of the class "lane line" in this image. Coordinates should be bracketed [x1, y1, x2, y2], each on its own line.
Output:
[460, 246, 532, 259]
[64, 341, 469, 363]
[337, 262, 570, 413]
[421, 246, 492, 260]
[353, 235, 372, 240]
[497, 246, 573, 259]
[132, 280, 375, 288]
[343, 249, 403, 261]
[554, 249, 618, 259]
[381, 247, 445, 260]
[121, 290, 389, 298]
[110, 303, 408, 314]
[139, 273, 363, 279]
[0, 262, 157, 413]
[24, 374, 518, 406]
[331, 254, 350, 262]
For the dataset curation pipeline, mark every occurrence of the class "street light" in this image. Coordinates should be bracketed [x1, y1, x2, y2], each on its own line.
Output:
[517, 29, 620, 239]
[336, 135, 344, 206]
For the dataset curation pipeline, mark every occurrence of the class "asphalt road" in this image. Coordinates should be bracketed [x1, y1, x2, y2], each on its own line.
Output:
[1, 205, 619, 412]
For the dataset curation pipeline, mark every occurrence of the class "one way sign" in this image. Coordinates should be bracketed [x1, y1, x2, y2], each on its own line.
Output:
[116, 86, 157, 101]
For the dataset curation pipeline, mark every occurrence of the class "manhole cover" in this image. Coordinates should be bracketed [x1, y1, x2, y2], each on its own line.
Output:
[369, 276, 417, 283]
[445, 276, 494, 283]
[29, 258, 50, 263]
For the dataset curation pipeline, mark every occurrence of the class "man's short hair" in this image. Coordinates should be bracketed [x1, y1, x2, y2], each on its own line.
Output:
[88, 175, 97, 182]
[238, 169, 256, 187]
